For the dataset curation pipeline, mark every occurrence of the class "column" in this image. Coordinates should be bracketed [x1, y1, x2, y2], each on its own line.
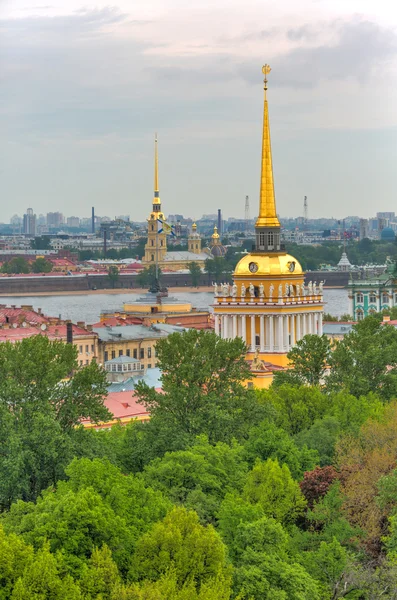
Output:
[215, 314, 220, 336]
[290, 314, 295, 346]
[302, 313, 307, 336]
[260, 315, 265, 352]
[232, 315, 237, 339]
[223, 315, 229, 339]
[313, 312, 318, 335]
[318, 312, 323, 336]
[269, 316, 274, 352]
[241, 315, 247, 344]
[250, 315, 256, 351]
[296, 312, 301, 342]
[283, 315, 289, 351]
[278, 315, 284, 352]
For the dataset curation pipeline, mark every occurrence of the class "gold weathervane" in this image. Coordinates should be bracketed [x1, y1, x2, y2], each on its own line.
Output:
[262, 64, 271, 92]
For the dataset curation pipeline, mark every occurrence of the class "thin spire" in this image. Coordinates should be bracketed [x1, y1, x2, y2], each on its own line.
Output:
[153, 133, 160, 205]
[256, 65, 280, 228]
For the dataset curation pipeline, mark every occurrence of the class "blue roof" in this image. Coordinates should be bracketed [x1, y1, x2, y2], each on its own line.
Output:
[107, 367, 162, 392]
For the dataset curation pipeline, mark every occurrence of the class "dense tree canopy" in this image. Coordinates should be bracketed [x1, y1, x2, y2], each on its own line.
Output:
[1, 325, 397, 598]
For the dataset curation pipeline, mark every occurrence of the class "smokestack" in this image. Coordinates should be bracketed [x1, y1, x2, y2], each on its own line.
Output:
[66, 321, 73, 344]
[217, 209, 222, 235]
[103, 229, 107, 257]
[92, 207, 95, 234]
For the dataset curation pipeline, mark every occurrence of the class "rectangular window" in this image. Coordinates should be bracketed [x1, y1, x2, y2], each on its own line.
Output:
[126, 349, 130, 357]
[91, 344, 94, 352]
[140, 348, 144, 359]
[259, 232, 265, 247]
[117, 364, 122, 372]
[119, 350, 123, 356]
[133, 349, 137, 359]
[85, 359, 89, 365]
[148, 347, 152, 358]
[79, 345, 83, 354]
[141, 364, 145, 370]
[148, 364, 152, 369]
[111, 350, 116, 359]
[85, 345, 89, 353]
[104, 351, 108, 362]
[79, 360, 83, 366]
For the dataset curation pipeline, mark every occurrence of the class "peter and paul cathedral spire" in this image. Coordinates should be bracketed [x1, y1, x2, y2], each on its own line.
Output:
[255, 65, 281, 253]
[144, 134, 167, 264]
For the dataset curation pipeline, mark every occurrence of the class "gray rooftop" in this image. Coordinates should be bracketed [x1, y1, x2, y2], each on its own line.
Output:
[107, 367, 162, 392]
[105, 355, 140, 365]
[93, 323, 187, 342]
[323, 322, 354, 335]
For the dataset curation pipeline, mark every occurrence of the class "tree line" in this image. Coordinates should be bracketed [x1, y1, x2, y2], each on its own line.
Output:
[1, 325, 397, 597]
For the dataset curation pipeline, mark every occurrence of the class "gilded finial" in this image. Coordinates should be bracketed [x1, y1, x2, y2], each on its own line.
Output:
[262, 64, 271, 96]
[256, 64, 280, 229]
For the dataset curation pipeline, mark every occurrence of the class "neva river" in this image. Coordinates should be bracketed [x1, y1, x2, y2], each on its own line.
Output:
[0, 288, 349, 324]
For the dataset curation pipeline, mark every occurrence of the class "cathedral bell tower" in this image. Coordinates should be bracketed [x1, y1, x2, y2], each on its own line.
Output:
[188, 223, 201, 254]
[144, 135, 167, 263]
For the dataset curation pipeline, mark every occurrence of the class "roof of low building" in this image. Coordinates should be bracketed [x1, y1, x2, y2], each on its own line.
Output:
[163, 251, 209, 261]
[323, 322, 354, 335]
[93, 323, 186, 342]
[105, 355, 141, 365]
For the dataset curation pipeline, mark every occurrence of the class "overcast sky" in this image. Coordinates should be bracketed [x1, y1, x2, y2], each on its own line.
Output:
[1, 0, 396, 223]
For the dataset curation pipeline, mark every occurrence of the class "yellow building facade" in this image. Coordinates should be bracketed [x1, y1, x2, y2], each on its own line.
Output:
[213, 65, 324, 387]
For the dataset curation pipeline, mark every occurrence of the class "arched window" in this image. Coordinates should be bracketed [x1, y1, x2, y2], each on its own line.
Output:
[160, 240, 163, 246]
[151, 254, 155, 261]
[356, 293, 363, 303]
[268, 231, 274, 247]
[369, 309, 376, 315]
[356, 309, 364, 321]
[151, 239, 154, 246]
[151, 225, 154, 231]
[259, 232, 265, 247]
[382, 294, 389, 304]
[369, 294, 377, 304]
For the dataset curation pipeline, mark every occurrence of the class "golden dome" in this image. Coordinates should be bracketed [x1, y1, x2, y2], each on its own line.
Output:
[234, 253, 303, 277]
[212, 226, 220, 240]
[192, 222, 197, 230]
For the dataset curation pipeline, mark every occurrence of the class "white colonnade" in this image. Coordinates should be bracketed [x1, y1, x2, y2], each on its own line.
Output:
[217, 311, 323, 352]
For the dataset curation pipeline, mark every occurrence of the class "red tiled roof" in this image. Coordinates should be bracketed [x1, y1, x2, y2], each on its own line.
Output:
[80, 390, 153, 428]
[0, 324, 97, 342]
[0, 307, 49, 325]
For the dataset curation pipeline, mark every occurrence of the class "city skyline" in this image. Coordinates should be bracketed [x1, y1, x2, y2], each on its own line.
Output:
[1, 0, 396, 222]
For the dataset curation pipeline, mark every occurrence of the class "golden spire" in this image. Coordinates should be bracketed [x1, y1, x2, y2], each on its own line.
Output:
[153, 133, 160, 205]
[256, 65, 280, 228]
[212, 225, 220, 243]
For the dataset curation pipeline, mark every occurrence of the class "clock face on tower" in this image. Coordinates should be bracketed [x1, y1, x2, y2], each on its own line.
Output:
[249, 262, 258, 273]
[288, 261, 296, 272]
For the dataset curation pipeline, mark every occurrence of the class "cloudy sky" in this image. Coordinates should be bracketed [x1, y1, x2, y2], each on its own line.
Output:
[1, 0, 396, 223]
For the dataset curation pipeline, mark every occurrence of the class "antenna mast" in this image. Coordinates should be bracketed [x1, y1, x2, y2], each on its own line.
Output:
[244, 195, 250, 232]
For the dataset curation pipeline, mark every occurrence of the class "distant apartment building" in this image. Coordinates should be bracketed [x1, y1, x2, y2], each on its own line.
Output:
[377, 212, 395, 222]
[23, 208, 36, 235]
[67, 217, 80, 228]
[359, 219, 369, 240]
[46, 212, 64, 228]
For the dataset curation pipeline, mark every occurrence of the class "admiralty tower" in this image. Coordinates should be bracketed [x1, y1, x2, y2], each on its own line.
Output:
[213, 65, 324, 386]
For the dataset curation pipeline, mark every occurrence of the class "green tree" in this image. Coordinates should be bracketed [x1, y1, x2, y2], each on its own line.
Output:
[107, 265, 119, 288]
[0, 524, 34, 599]
[243, 419, 318, 480]
[1, 257, 30, 274]
[129, 507, 232, 596]
[257, 385, 329, 436]
[79, 545, 121, 599]
[0, 337, 110, 506]
[31, 257, 53, 273]
[142, 437, 248, 524]
[273, 334, 331, 387]
[3, 458, 170, 576]
[328, 316, 397, 399]
[243, 459, 307, 524]
[135, 330, 264, 446]
[187, 261, 202, 287]
[136, 265, 161, 289]
[11, 543, 81, 600]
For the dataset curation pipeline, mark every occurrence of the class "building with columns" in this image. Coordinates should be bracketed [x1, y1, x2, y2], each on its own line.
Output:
[213, 65, 324, 387]
[142, 136, 210, 272]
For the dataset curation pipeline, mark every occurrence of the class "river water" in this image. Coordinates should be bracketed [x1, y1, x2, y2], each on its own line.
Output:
[0, 288, 349, 324]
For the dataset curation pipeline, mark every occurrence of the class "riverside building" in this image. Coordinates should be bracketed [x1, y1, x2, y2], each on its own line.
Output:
[213, 65, 324, 387]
